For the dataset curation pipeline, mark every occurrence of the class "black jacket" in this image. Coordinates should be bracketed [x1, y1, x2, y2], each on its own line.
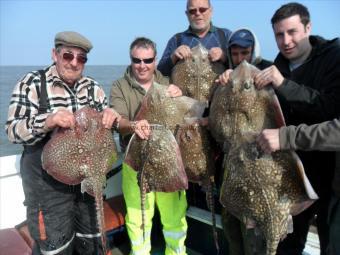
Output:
[256, 59, 272, 70]
[274, 35, 340, 197]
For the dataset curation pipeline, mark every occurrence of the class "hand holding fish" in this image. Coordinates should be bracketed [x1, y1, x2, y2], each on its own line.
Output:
[102, 107, 121, 129]
[132, 119, 150, 140]
[254, 65, 284, 89]
[209, 47, 225, 62]
[45, 108, 75, 129]
[199, 117, 209, 126]
[215, 69, 233, 85]
[171, 44, 225, 102]
[166, 84, 183, 97]
[257, 128, 281, 154]
[171, 45, 192, 64]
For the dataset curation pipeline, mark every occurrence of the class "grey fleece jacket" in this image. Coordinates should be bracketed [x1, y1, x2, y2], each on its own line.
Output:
[279, 118, 340, 196]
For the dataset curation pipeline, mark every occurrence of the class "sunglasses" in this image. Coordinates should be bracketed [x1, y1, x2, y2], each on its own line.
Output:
[62, 52, 88, 64]
[187, 7, 210, 15]
[131, 57, 155, 64]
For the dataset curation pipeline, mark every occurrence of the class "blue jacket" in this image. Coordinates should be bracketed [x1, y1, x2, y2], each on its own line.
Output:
[158, 24, 231, 76]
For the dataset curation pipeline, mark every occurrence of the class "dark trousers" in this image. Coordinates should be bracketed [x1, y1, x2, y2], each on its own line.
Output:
[328, 195, 340, 255]
[276, 195, 331, 255]
[221, 209, 266, 255]
[20, 142, 104, 255]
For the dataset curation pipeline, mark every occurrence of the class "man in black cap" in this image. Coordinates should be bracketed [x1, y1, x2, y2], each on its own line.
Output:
[217, 28, 272, 85]
[5, 31, 120, 255]
[215, 28, 273, 255]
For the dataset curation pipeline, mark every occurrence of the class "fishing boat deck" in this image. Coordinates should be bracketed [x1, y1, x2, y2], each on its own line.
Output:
[106, 206, 320, 255]
[0, 154, 320, 255]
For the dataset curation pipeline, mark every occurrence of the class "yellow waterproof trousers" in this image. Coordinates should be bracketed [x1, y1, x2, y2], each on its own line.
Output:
[122, 163, 188, 255]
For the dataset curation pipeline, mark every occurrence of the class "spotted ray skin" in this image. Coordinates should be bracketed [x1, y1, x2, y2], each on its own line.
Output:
[209, 61, 318, 255]
[125, 126, 187, 241]
[134, 83, 206, 134]
[176, 123, 215, 185]
[126, 83, 206, 241]
[126, 126, 187, 193]
[176, 122, 219, 251]
[130, 83, 205, 192]
[171, 43, 225, 103]
[42, 106, 118, 253]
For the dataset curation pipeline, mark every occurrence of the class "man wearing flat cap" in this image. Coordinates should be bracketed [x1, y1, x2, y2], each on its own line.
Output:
[5, 31, 120, 254]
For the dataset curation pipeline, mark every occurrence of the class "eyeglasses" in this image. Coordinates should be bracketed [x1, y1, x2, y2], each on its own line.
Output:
[131, 57, 155, 64]
[62, 52, 88, 64]
[187, 7, 210, 15]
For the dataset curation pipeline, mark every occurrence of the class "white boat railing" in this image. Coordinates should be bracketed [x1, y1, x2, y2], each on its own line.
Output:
[0, 149, 124, 230]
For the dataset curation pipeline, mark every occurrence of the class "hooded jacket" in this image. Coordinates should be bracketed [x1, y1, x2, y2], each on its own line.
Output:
[274, 35, 340, 197]
[226, 28, 272, 70]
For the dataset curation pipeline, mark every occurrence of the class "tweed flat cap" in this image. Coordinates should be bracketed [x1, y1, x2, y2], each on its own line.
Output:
[55, 31, 93, 53]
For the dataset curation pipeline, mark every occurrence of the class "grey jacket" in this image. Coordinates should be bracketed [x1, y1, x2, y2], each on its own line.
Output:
[280, 118, 340, 196]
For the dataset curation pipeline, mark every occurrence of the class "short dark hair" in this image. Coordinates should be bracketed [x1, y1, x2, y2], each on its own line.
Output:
[129, 37, 157, 57]
[271, 2, 310, 27]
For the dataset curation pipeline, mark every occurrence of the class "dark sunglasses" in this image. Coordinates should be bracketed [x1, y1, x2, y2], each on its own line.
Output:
[187, 7, 209, 15]
[62, 52, 88, 64]
[131, 57, 155, 64]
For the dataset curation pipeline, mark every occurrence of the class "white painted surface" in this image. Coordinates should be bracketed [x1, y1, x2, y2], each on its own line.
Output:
[303, 231, 320, 255]
[186, 205, 222, 229]
[104, 167, 123, 199]
[0, 154, 26, 229]
[0, 154, 21, 176]
[0, 152, 123, 229]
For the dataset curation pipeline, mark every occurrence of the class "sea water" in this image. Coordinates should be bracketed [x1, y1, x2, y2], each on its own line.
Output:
[0, 65, 126, 156]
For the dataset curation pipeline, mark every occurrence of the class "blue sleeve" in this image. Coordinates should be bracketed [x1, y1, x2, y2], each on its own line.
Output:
[158, 35, 178, 77]
[217, 28, 231, 54]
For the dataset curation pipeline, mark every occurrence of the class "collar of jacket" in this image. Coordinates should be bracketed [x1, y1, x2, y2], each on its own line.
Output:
[275, 35, 340, 73]
[123, 66, 166, 94]
[184, 22, 217, 36]
[47, 64, 93, 91]
[309, 35, 340, 58]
